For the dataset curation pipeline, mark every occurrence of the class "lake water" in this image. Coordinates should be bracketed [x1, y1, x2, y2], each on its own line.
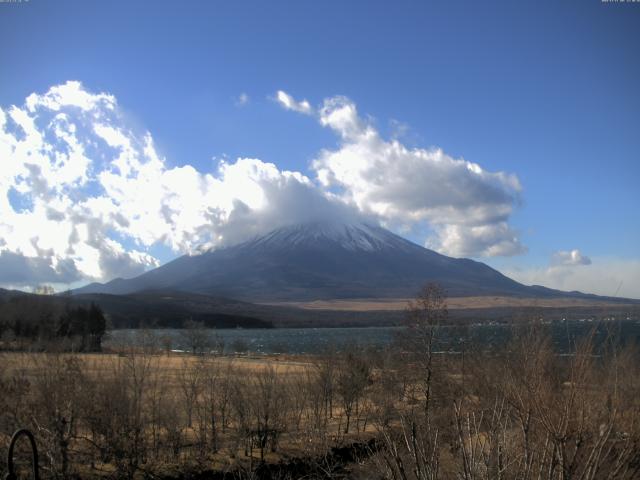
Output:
[105, 319, 640, 355]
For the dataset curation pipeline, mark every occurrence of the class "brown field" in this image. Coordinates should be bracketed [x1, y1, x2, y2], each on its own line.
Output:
[264, 295, 637, 311]
[1, 350, 313, 380]
[0, 348, 381, 479]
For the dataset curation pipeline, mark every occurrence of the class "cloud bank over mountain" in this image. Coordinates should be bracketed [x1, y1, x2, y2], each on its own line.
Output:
[308, 94, 525, 257]
[1, 82, 524, 288]
[505, 254, 639, 300]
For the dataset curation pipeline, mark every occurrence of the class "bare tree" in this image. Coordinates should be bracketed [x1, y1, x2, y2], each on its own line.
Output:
[82, 349, 157, 479]
[401, 283, 447, 419]
[314, 350, 337, 426]
[180, 320, 212, 355]
[195, 357, 222, 454]
[372, 284, 447, 480]
[336, 349, 371, 434]
[246, 366, 288, 462]
[30, 354, 86, 478]
[178, 357, 204, 428]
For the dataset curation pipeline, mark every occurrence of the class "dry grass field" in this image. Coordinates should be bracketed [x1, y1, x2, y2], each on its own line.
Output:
[0, 348, 381, 479]
[265, 295, 638, 311]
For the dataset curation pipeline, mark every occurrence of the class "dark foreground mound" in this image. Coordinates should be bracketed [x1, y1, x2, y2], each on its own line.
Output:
[158, 439, 378, 480]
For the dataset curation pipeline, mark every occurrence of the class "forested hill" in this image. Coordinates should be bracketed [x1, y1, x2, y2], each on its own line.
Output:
[0, 290, 106, 351]
[71, 291, 273, 329]
[0, 289, 272, 336]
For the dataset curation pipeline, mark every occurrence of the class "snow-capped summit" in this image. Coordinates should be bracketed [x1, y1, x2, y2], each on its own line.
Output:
[72, 220, 538, 301]
[243, 221, 413, 253]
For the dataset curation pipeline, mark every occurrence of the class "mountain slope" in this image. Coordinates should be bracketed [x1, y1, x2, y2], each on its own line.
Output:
[71, 222, 609, 302]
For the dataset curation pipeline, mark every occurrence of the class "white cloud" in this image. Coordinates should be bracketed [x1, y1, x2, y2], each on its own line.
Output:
[427, 223, 526, 258]
[25, 80, 116, 112]
[0, 82, 355, 289]
[3, 83, 634, 298]
[0, 250, 81, 285]
[505, 257, 640, 299]
[0, 83, 532, 289]
[275, 90, 313, 115]
[551, 249, 592, 266]
[499, 249, 640, 299]
[310, 95, 525, 257]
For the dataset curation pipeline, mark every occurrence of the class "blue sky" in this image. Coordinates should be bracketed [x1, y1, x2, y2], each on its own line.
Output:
[0, 0, 639, 297]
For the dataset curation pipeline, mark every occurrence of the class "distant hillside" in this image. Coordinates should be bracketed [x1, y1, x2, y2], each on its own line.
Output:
[0, 288, 272, 329]
[70, 291, 273, 329]
[0, 287, 29, 299]
[72, 290, 640, 328]
[3, 287, 639, 330]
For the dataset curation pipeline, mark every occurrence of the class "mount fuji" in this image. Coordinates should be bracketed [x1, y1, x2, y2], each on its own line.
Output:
[72, 221, 602, 302]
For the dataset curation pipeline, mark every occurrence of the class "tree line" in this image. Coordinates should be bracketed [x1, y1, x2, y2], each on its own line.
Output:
[0, 295, 106, 351]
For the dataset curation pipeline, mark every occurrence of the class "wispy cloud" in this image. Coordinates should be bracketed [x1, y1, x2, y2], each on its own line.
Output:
[275, 90, 313, 115]
[505, 256, 639, 299]
[235, 92, 250, 107]
[551, 249, 592, 266]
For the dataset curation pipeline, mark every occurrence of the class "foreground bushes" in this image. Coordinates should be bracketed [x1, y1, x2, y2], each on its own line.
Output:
[1, 321, 639, 479]
[372, 326, 640, 480]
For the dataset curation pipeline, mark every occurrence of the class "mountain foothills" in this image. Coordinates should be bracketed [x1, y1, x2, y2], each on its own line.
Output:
[0, 288, 273, 331]
[73, 221, 621, 302]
